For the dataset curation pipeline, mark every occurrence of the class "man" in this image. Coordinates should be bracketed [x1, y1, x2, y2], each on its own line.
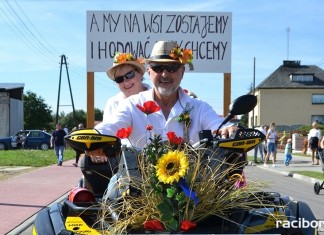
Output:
[253, 125, 266, 163]
[72, 123, 84, 167]
[50, 123, 66, 166]
[89, 40, 227, 162]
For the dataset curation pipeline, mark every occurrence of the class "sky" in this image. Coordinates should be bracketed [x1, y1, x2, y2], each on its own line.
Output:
[1, 0, 324, 117]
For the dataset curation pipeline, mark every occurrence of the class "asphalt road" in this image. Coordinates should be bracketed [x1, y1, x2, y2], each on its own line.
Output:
[245, 165, 324, 220]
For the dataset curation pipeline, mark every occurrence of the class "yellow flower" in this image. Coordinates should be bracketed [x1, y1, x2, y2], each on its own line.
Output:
[156, 150, 189, 184]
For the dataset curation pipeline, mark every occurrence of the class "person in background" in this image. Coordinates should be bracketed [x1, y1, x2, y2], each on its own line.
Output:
[284, 138, 293, 166]
[50, 123, 66, 166]
[103, 52, 150, 120]
[253, 125, 266, 163]
[263, 122, 277, 167]
[308, 121, 322, 165]
[263, 125, 268, 156]
[72, 123, 84, 167]
[278, 130, 286, 150]
[319, 136, 324, 165]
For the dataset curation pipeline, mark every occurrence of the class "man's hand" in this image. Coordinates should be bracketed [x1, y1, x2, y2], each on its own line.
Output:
[85, 148, 108, 163]
[213, 125, 238, 139]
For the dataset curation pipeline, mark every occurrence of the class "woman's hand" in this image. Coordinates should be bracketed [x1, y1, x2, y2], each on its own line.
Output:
[85, 148, 108, 163]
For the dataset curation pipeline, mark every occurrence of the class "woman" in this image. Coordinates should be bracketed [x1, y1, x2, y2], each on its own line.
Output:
[263, 122, 277, 167]
[103, 52, 150, 120]
[308, 121, 322, 165]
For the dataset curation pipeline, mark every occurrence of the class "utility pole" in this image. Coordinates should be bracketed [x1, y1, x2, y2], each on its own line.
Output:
[286, 27, 291, 60]
[252, 57, 255, 128]
[56, 54, 76, 125]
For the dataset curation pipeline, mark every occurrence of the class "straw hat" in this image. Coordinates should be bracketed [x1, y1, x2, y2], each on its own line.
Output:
[146, 41, 194, 70]
[145, 41, 179, 63]
[106, 52, 145, 80]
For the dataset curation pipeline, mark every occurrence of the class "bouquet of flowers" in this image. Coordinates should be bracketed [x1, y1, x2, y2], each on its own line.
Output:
[98, 101, 271, 234]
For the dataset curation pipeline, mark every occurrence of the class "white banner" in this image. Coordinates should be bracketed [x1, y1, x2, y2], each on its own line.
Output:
[86, 11, 232, 73]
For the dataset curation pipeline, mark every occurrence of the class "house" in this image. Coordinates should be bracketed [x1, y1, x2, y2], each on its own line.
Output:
[0, 83, 25, 137]
[250, 60, 324, 129]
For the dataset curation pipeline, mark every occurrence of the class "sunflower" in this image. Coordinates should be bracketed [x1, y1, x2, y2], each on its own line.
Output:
[156, 150, 189, 184]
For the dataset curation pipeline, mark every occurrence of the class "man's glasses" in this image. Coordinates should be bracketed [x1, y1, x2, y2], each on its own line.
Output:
[149, 64, 182, 73]
[114, 70, 136, 84]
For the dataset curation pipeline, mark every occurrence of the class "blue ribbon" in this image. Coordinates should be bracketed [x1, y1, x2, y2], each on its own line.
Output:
[178, 178, 199, 206]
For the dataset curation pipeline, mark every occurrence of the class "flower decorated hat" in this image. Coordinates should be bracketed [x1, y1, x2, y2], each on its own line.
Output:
[106, 52, 145, 80]
[146, 41, 194, 70]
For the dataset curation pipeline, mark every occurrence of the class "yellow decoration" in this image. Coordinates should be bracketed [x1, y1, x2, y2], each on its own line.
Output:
[156, 150, 189, 184]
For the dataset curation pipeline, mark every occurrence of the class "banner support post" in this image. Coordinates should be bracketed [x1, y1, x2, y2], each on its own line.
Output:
[223, 73, 231, 117]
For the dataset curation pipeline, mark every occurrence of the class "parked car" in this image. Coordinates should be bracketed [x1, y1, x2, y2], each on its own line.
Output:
[0, 130, 51, 150]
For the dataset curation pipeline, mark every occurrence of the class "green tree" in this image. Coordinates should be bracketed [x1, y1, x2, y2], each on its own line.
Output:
[59, 109, 86, 131]
[240, 113, 248, 127]
[24, 91, 53, 130]
[94, 108, 103, 122]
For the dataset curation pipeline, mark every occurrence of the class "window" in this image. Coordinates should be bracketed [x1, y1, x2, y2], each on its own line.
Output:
[290, 74, 313, 82]
[311, 115, 324, 125]
[312, 94, 324, 104]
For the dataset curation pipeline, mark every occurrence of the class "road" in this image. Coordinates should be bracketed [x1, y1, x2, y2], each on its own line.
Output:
[245, 165, 324, 220]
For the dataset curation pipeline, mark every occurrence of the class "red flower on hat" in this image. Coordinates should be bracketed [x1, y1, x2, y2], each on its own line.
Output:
[180, 220, 196, 231]
[143, 219, 165, 231]
[116, 126, 132, 139]
[136, 101, 160, 115]
[166, 131, 183, 145]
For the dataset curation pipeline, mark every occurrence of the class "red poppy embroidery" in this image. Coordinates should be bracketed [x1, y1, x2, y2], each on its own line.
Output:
[166, 131, 183, 145]
[146, 125, 153, 131]
[116, 126, 132, 139]
[136, 101, 160, 115]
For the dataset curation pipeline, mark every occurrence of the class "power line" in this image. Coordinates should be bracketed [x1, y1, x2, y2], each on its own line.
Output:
[0, 0, 115, 100]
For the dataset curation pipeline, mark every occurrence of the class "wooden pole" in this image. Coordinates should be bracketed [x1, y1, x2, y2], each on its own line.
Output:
[87, 72, 95, 128]
[223, 73, 231, 116]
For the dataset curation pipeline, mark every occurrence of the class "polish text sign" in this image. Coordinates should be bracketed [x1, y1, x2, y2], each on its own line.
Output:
[86, 11, 232, 73]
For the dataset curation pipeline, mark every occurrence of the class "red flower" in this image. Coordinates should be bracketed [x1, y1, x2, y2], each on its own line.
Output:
[116, 126, 132, 139]
[166, 131, 183, 145]
[136, 101, 160, 115]
[143, 219, 165, 231]
[180, 220, 196, 231]
[146, 125, 153, 131]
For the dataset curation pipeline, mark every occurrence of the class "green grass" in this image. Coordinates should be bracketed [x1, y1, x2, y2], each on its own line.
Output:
[291, 171, 324, 181]
[0, 149, 75, 167]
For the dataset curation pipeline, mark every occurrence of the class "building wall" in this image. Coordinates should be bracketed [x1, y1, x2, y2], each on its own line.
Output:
[0, 92, 10, 137]
[251, 88, 324, 127]
[10, 98, 24, 136]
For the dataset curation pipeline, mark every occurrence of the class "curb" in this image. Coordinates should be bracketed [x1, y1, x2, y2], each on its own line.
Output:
[254, 164, 322, 185]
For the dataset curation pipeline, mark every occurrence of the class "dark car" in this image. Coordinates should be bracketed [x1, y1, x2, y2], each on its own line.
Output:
[0, 130, 51, 150]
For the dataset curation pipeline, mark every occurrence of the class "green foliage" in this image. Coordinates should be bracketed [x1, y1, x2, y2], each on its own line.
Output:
[291, 171, 324, 181]
[95, 108, 103, 121]
[0, 149, 75, 167]
[56, 108, 103, 131]
[240, 113, 248, 127]
[24, 91, 53, 130]
[58, 109, 86, 130]
[295, 124, 324, 136]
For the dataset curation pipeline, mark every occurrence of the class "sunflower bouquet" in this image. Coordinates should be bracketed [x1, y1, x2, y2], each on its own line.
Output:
[98, 101, 271, 234]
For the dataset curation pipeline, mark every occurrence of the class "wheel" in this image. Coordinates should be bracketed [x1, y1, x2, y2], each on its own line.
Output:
[0, 143, 6, 150]
[314, 182, 321, 195]
[40, 143, 49, 151]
